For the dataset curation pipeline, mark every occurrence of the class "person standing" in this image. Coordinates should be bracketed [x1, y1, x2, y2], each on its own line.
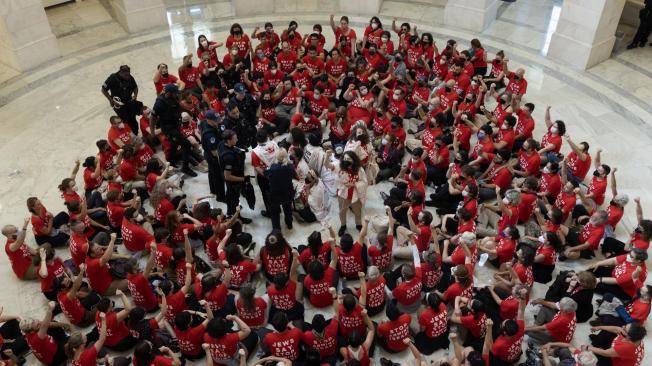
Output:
[201, 110, 226, 202]
[229, 83, 259, 149]
[151, 84, 197, 177]
[266, 149, 296, 230]
[627, 0, 652, 49]
[102, 65, 140, 134]
[251, 129, 279, 217]
[219, 129, 252, 223]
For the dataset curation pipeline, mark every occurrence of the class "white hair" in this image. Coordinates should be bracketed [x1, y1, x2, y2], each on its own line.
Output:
[559, 297, 578, 313]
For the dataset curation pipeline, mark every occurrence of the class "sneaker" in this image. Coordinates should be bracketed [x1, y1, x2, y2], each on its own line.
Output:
[338, 225, 347, 236]
[182, 167, 197, 177]
[286, 222, 293, 230]
[239, 216, 252, 224]
[179, 179, 185, 189]
[261, 210, 270, 218]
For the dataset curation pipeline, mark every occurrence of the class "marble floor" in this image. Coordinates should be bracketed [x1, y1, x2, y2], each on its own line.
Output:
[1, 0, 652, 365]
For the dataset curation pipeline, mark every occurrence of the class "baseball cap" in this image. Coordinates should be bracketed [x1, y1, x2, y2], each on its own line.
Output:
[164, 83, 179, 92]
[234, 83, 246, 94]
[205, 110, 218, 120]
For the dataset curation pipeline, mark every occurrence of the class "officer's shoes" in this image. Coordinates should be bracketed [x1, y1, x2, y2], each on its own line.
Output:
[239, 216, 252, 224]
[261, 210, 270, 218]
[182, 167, 198, 177]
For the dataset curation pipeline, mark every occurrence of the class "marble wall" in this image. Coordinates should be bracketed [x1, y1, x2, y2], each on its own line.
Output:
[110, 0, 167, 33]
[444, 0, 499, 32]
[232, 0, 380, 17]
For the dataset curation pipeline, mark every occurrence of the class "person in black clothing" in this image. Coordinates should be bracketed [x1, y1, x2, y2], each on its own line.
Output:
[534, 270, 597, 323]
[219, 129, 252, 223]
[222, 102, 250, 151]
[265, 148, 296, 230]
[151, 84, 197, 177]
[627, 0, 652, 49]
[229, 83, 259, 149]
[200, 110, 225, 202]
[102, 65, 141, 134]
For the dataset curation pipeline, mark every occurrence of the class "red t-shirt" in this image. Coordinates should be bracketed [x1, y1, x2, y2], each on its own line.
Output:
[229, 260, 257, 287]
[298, 243, 331, 270]
[540, 172, 562, 198]
[121, 219, 154, 252]
[72, 346, 98, 366]
[518, 191, 538, 223]
[567, 151, 591, 180]
[337, 243, 365, 279]
[492, 319, 525, 362]
[58, 291, 86, 325]
[303, 320, 338, 357]
[99, 311, 131, 347]
[263, 328, 303, 360]
[545, 311, 576, 342]
[83, 167, 102, 191]
[206, 284, 228, 311]
[69, 232, 89, 267]
[368, 235, 393, 271]
[304, 267, 335, 308]
[360, 277, 386, 308]
[86, 257, 113, 295]
[579, 222, 605, 251]
[392, 266, 423, 306]
[497, 205, 519, 233]
[261, 246, 291, 277]
[613, 255, 646, 297]
[204, 332, 240, 362]
[5, 239, 33, 279]
[419, 303, 448, 337]
[495, 237, 516, 264]
[460, 312, 487, 338]
[26, 332, 57, 364]
[339, 304, 365, 337]
[588, 176, 608, 206]
[377, 314, 411, 352]
[611, 334, 644, 366]
[107, 125, 133, 151]
[236, 297, 267, 327]
[175, 323, 206, 356]
[39, 257, 64, 293]
[127, 272, 158, 311]
[107, 201, 125, 229]
[325, 57, 348, 78]
[268, 280, 297, 310]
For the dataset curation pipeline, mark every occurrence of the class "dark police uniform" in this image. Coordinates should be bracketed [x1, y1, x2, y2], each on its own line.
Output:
[200, 120, 225, 201]
[228, 95, 259, 149]
[152, 94, 192, 170]
[102, 72, 140, 133]
[219, 141, 246, 215]
[265, 162, 296, 230]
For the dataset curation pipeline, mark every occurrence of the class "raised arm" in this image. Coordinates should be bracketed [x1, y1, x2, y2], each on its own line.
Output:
[610, 167, 618, 198]
[358, 217, 370, 243]
[116, 289, 133, 321]
[404, 339, 424, 366]
[95, 312, 108, 351]
[634, 197, 644, 224]
[100, 233, 117, 267]
[329, 14, 337, 34]
[227, 314, 251, 340]
[358, 272, 367, 307]
[38, 302, 57, 339]
[70, 160, 81, 180]
[9, 218, 30, 252]
[544, 106, 553, 129]
[183, 229, 193, 265]
[68, 263, 86, 299]
[290, 248, 300, 282]
[329, 239, 338, 269]
[482, 318, 494, 356]
[181, 262, 193, 294]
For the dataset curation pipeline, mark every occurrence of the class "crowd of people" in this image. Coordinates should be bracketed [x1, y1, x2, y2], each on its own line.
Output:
[0, 13, 649, 366]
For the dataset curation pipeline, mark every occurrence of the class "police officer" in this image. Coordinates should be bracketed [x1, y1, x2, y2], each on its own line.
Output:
[229, 83, 259, 149]
[219, 129, 252, 223]
[265, 148, 296, 230]
[151, 84, 197, 177]
[102, 65, 141, 134]
[200, 110, 225, 202]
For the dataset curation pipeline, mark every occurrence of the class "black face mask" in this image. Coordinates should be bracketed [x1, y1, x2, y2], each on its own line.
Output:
[445, 87, 451, 92]
[369, 50, 376, 55]
[593, 170, 601, 177]
[340, 160, 352, 169]
[496, 59, 502, 64]
[162, 72, 169, 77]
[454, 158, 463, 164]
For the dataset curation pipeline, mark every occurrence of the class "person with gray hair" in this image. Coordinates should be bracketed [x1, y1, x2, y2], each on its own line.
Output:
[541, 343, 597, 366]
[526, 297, 577, 346]
[477, 187, 521, 238]
[361, 265, 387, 316]
[265, 148, 297, 230]
[563, 210, 609, 260]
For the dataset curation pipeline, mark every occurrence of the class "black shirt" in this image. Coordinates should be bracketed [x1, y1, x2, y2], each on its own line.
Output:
[152, 94, 181, 130]
[200, 120, 222, 163]
[229, 94, 259, 121]
[102, 73, 137, 101]
[265, 163, 296, 201]
[219, 143, 245, 177]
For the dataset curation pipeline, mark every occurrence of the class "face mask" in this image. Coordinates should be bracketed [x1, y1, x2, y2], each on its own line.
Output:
[395, 56, 402, 62]
[222, 98, 229, 105]
[502, 197, 510, 205]
[428, 104, 435, 111]
[360, 89, 368, 96]
[381, 37, 389, 42]
[371, 23, 378, 29]
[314, 94, 321, 100]
[257, 53, 264, 59]
[136, 214, 144, 223]
[477, 131, 486, 139]
[392, 94, 400, 101]
[340, 160, 352, 169]
[538, 235, 546, 244]
[201, 40, 208, 47]
[118, 122, 125, 129]
[626, 255, 635, 263]
[369, 50, 376, 56]
[417, 213, 424, 222]
[270, 69, 277, 75]
[551, 126, 559, 134]
[593, 170, 601, 177]
[71, 185, 78, 192]
[501, 124, 510, 130]
[381, 138, 389, 145]
[166, 187, 173, 195]
[543, 166, 551, 174]
[462, 190, 469, 197]
[304, 116, 311, 122]
[440, 59, 446, 65]
[231, 50, 238, 56]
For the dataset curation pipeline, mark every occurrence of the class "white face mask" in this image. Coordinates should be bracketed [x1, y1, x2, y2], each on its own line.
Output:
[222, 98, 229, 105]
[393, 94, 400, 101]
[502, 197, 510, 205]
[501, 124, 510, 130]
[440, 59, 446, 65]
[118, 122, 125, 129]
[71, 185, 78, 192]
[304, 116, 311, 122]
[360, 89, 368, 96]
[381, 37, 389, 42]
[538, 235, 545, 244]
[314, 94, 321, 100]
[411, 157, 418, 163]
[201, 40, 208, 47]
[462, 190, 469, 197]
[231, 49, 238, 56]
[136, 214, 144, 222]
[271, 69, 277, 75]
[371, 23, 378, 29]
[543, 166, 551, 174]
[626, 255, 635, 263]
[381, 138, 389, 145]
[551, 126, 559, 134]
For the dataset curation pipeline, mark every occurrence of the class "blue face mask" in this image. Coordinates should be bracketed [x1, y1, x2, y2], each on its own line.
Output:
[477, 131, 486, 139]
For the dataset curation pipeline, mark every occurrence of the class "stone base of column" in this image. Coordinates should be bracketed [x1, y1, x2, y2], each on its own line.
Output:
[444, 0, 499, 33]
[0, 1, 61, 71]
[548, 32, 616, 70]
[339, 0, 382, 14]
[110, 0, 167, 33]
[233, 0, 274, 16]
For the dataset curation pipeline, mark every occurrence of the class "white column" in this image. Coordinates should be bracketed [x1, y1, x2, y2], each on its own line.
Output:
[0, 0, 60, 71]
[444, 0, 499, 32]
[547, 0, 626, 70]
[110, 0, 167, 33]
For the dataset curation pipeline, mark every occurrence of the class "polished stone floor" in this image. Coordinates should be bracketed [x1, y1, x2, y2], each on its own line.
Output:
[0, 0, 651, 365]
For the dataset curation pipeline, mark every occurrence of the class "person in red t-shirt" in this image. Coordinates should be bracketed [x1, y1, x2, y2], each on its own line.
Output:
[564, 135, 592, 183]
[526, 297, 577, 345]
[66, 310, 108, 366]
[204, 314, 255, 365]
[172, 301, 211, 361]
[58, 264, 97, 327]
[2, 218, 38, 280]
[377, 300, 412, 353]
[22, 301, 68, 365]
[133, 341, 182, 366]
[415, 293, 449, 354]
[451, 297, 488, 343]
[107, 115, 134, 152]
[488, 296, 526, 363]
[303, 309, 339, 361]
[126, 253, 159, 312]
[588, 323, 646, 366]
[178, 54, 204, 97]
[539, 106, 566, 164]
[330, 15, 357, 58]
[478, 225, 519, 268]
[86, 233, 129, 296]
[564, 210, 608, 260]
[304, 243, 339, 308]
[95, 291, 137, 350]
[477, 187, 520, 238]
[121, 207, 155, 253]
[263, 312, 303, 361]
[153, 63, 183, 95]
